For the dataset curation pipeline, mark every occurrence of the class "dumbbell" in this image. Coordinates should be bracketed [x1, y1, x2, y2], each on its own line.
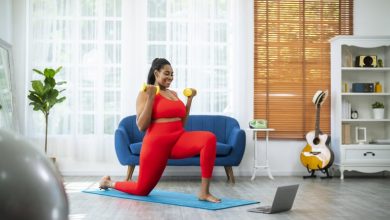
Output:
[140, 83, 160, 94]
[183, 88, 197, 97]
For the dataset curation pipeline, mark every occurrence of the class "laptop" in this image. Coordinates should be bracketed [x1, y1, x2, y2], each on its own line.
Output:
[248, 184, 299, 214]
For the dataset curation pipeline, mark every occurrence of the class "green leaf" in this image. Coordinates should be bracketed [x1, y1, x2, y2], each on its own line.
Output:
[27, 93, 42, 104]
[56, 81, 67, 85]
[55, 66, 63, 73]
[56, 97, 66, 104]
[58, 89, 66, 93]
[44, 68, 56, 78]
[33, 69, 44, 76]
[30, 102, 45, 113]
[44, 77, 56, 88]
[47, 90, 59, 108]
[47, 89, 59, 99]
[31, 80, 44, 95]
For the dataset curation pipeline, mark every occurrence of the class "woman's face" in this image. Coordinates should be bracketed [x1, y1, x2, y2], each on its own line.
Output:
[154, 64, 174, 88]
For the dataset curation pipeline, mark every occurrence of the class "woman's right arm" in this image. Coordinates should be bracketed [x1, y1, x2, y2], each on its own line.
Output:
[136, 86, 157, 132]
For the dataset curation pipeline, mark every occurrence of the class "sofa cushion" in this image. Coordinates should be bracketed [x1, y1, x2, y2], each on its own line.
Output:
[129, 142, 232, 156]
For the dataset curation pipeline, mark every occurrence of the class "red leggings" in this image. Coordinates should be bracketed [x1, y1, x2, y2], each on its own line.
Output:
[115, 121, 216, 196]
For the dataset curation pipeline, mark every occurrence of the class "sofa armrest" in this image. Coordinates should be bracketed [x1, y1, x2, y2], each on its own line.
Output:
[226, 127, 246, 165]
[114, 126, 133, 165]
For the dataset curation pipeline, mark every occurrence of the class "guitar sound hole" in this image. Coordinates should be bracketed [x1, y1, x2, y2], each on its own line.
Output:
[313, 137, 320, 145]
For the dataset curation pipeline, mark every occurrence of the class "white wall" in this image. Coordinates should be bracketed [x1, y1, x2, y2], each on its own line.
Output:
[354, 0, 390, 36]
[11, 0, 27, 135]
[0, 0, 12, 43]
[9, 0, 390, 177]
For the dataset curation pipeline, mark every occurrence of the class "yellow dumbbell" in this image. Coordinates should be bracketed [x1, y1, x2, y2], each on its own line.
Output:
[140, 83, 160, 94]
[183, 88, 196, 97]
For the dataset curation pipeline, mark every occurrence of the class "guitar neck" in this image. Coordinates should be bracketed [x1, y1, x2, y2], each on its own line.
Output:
[315, 104, 321, 137]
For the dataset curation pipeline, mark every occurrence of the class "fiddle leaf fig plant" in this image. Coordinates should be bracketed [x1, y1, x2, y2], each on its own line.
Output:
[27, 67, 66, 154]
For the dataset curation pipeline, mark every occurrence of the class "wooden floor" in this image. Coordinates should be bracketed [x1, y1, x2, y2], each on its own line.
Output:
[65, 175, 390, 220]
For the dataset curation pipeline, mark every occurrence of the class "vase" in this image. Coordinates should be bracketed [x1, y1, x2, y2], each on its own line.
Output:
[373, 108, 385, 119]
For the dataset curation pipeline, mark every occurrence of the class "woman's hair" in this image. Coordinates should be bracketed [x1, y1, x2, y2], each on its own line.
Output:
[147, 58, 171, 85]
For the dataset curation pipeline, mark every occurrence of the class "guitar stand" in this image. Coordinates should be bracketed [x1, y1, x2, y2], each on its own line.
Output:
[303, 166, 317, 179]
[319, 167, 332, 179]
[302, 166, 332, 179]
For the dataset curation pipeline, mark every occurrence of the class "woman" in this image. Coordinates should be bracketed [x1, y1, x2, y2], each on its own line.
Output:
[99, 58, 220, 203]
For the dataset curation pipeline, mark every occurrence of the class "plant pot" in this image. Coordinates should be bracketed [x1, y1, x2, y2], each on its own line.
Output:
[372, 108, 385, 119]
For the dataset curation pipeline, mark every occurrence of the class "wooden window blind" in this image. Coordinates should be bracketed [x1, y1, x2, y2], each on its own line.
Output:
[254, 0, 353, 139]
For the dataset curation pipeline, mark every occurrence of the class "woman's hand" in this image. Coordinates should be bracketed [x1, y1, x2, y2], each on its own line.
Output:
[189, 88, 197, 98]
[184, 88, 197, 99]
[145, 85, 158, 98]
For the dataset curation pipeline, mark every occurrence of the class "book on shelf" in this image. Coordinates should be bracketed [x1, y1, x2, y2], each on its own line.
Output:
[342, 100, 351, 119]
[342, 124, 351, 144]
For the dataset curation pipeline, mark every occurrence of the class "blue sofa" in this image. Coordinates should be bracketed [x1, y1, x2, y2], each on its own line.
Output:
[114, 115, 246, 183]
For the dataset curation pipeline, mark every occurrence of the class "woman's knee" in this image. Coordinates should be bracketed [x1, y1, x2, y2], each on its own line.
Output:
[204, 131, 216, 143]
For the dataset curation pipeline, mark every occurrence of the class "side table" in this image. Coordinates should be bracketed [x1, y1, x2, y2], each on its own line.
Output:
[246, 128, 275, 180]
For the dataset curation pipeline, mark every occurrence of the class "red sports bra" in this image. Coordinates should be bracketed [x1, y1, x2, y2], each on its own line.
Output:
[151, 93, 186, 120]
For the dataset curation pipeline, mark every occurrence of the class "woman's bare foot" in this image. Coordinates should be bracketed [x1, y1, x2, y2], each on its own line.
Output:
[99, 176, 113, 190]
[198, 193, 221, 203]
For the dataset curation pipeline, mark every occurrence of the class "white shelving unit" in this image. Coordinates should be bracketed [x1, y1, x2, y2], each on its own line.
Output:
[330, 36, 390, 179]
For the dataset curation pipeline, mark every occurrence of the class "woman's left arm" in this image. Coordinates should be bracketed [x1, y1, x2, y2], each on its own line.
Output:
[182, 89, 196, 126]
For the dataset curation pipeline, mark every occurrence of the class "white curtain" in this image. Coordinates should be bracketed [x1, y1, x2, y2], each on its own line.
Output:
[145, 0, 232, 113]
[26, 0, 243, 174]
[0, 47, 14, 129]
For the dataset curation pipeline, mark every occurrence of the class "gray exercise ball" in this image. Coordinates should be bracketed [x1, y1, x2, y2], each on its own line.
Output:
[0, 129, 69, 220]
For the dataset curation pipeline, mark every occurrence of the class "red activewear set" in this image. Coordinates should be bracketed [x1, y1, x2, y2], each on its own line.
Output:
[114, 93, 217, 196]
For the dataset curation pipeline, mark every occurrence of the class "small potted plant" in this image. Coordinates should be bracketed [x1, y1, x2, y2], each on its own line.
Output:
[371, 101, 385, 119]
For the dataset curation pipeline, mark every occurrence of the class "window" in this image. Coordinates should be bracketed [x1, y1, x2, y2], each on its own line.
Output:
[27, 0, 233, 139]
[28, 0, 122, 135]
[254, 0, 353, 139]
[147, 0, 232, 113]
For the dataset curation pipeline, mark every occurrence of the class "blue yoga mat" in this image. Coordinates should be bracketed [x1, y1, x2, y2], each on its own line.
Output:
[83, 188, 258, 210]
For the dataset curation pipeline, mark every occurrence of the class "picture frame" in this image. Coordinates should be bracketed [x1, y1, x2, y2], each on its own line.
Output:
[355, 127, 367, 144]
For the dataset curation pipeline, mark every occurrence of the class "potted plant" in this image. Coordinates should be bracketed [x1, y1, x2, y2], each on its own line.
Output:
[27, 67, 66, 162]
[371, 101, 385, 119]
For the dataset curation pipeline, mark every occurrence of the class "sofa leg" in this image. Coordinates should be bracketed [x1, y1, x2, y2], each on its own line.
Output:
[224, 166, 235, 184]
[126, 165, 135, 181]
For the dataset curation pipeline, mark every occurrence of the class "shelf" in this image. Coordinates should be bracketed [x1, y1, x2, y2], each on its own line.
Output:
[341, 144, 390, 148]
[331, 36, 390, 178]
[342, 93, 390, 96]
[341, 67, 390, 71]
[342, 119, 390, 122]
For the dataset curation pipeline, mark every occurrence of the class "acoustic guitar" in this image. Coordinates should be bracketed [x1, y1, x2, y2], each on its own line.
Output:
[300, 90, 334, 175]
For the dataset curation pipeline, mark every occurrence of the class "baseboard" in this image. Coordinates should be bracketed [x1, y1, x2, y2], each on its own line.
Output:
[59, 167, 311, 177]
[59, 163, 389, 177]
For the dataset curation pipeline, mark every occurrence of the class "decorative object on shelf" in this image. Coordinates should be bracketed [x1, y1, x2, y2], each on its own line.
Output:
[355, 55, 377, 67]
[300, 90, 333, 179]
[371, 101, 385, 119]
[352, 83, 374, 92]
[369, 139, 390, 144]
[355, 127, 367, 144]
[343, 48, 353, 67]
[343, 82, 349, 93]
[351, 110, 358, 119]
[27, 67, 67, 162]
[374, 82, 382, 93]
[377, 58, 383, 68]
[249, 119, 268, 129]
